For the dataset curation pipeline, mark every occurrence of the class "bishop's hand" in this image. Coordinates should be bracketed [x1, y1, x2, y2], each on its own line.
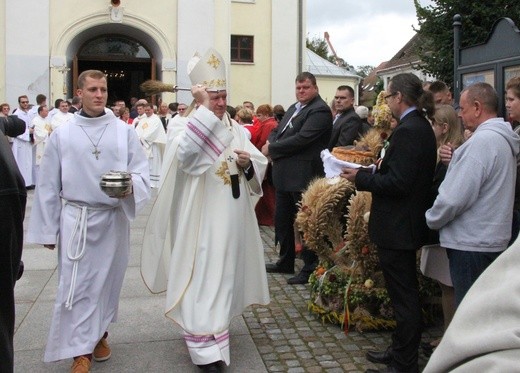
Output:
[234, 149, 251, 169]
[191, 85, 209, 109]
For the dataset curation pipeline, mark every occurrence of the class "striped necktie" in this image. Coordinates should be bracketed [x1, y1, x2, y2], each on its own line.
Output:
[333, 113, 341, 125]
[281, 103, 303, 134]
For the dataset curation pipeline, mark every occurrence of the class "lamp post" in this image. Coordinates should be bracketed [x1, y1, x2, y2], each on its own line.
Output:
[453, 14, 462, 104]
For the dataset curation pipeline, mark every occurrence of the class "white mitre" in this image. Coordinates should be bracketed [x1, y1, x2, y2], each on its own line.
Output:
[187, 48, 227, 92]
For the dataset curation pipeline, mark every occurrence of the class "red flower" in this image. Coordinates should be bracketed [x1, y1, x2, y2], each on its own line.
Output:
[380, 132, 388, 140]
[361, 246, 370, 255]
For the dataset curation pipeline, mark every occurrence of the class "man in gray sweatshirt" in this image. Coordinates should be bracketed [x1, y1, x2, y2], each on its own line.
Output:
[426, 82, 520, 306]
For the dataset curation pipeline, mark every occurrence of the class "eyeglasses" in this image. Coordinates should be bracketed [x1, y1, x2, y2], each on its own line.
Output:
[384, 92, 397, 100]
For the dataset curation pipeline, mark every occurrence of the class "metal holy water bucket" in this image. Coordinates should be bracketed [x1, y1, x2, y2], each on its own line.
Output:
[99, 170, 133, 198]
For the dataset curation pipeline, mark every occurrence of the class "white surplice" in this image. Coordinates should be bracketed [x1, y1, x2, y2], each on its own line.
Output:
[135, 113, 166, 188]
[31, 114, 51, 166]
[141, 106, 270, 365]
[51, 111, 74, 131]
[11, 109, 34, 186]
[26, 110, 151, 362]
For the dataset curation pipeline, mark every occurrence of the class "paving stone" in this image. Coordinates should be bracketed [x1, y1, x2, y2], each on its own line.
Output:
[16, 192, 443, 373]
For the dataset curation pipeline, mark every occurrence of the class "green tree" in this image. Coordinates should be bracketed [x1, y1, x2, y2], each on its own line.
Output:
[306, 35, 354, 70]
[373, 78, 384, 106]
[356, 65, 374, 79]
[414, 0, 520, 87]
[306, 35, 334, 63]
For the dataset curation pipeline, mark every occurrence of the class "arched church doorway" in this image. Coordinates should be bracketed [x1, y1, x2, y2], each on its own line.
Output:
[74, 35, 155, 107]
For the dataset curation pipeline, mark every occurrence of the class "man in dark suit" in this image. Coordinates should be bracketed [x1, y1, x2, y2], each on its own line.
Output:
[68, 96, 82, 114]
[328, 85, 363, 150]
[341, 73, 437, 373]
[0, 115, 27, 373]
[262, 72, 332, 285]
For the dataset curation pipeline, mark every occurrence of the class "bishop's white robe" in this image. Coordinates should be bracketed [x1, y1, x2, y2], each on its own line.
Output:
[26, 110, 151, 362]
[12, 109, 35, 187]
[141, 106, 270, 365]
[135, 113, 166, 188]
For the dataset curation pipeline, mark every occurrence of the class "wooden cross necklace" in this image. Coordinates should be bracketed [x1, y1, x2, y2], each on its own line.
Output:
[78, 124, 109, 160]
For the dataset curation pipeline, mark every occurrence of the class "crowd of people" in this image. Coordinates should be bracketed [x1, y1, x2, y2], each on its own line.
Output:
[3, 50, 520, 373]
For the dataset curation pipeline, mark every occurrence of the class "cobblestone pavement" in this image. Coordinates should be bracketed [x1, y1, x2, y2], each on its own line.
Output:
[250, 226, 443, 373]
[15, 191, 442, 372]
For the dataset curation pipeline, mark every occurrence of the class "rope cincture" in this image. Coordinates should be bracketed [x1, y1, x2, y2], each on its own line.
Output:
[65, 204, 88, 310]
[63, 200, 114, 310]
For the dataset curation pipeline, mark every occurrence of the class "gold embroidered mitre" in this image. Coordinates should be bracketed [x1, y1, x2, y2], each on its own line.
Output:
[187, 48, 227, 92]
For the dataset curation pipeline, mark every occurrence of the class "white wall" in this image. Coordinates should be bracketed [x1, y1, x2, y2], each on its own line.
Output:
[5, 0, 50, 106]
[271, 0, 301, 108]
[176, 0, 218, 105]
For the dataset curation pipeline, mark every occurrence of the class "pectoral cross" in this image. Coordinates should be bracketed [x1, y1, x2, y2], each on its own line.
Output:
[92, 147, 101, 160]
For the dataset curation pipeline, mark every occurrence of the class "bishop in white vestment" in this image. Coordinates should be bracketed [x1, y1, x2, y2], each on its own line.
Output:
[141, 48, 270, 370]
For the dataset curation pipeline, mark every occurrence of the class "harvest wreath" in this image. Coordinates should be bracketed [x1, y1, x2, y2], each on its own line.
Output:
[296, 91, 439, 333]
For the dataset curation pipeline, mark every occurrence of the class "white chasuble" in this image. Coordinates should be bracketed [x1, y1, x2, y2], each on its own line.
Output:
[26, 110, 151, 362]
[141, 106, 270, 364]
[135, 113, 166, 188]
[31, 115, 51, 166]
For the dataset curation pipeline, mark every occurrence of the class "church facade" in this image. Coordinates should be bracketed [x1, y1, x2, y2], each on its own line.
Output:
[0, 0, 308, 108]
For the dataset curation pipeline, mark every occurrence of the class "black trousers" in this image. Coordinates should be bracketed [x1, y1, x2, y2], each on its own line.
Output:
[274, 190, 317, 274]
[0, 193, 26, 373]
[377, 247, 421, 372]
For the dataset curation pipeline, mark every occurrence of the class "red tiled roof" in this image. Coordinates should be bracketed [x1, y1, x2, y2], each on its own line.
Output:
[377, 33, 423, 73]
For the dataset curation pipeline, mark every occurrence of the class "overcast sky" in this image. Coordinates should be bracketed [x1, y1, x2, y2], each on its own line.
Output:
[306, 0, 434, 69]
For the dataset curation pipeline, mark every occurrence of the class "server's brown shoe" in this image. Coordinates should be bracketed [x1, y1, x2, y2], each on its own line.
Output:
[71, 356, 91, 373]
[93, 337, 112, 362]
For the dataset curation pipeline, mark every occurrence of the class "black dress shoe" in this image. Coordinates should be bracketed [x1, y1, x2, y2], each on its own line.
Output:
[16, 260, 24, 281]
[366, 348, 393, 365]
[265, 263, 294, 274]
[197, 361, 222, 372]
[287, 272, 309, 285]
[365, 367, 399, 373]
[421, 341, 435, 357]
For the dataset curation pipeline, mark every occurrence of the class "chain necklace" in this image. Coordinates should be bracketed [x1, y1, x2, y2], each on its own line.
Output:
[78, 124, 109, 160]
